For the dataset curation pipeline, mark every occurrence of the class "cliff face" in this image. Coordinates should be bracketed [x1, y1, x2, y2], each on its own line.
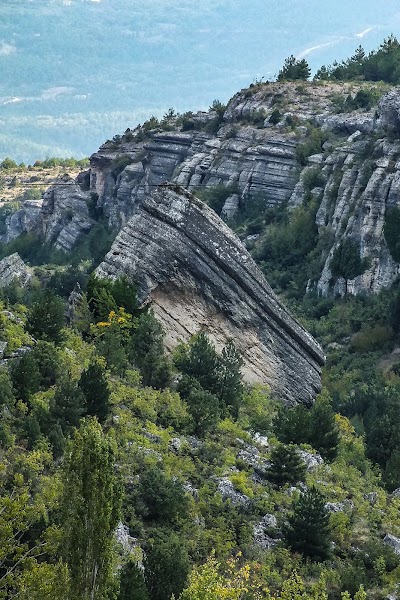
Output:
[7, 81, 400, 298]
[97, 184, 324, 405]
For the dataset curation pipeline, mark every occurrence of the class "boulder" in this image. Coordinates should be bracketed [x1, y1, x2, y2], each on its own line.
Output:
[0, 253, 31, 288]
[216, 478, 250, 507]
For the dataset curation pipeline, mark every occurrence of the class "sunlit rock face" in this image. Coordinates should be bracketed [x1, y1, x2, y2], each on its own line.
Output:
[97, 185, 324, 406]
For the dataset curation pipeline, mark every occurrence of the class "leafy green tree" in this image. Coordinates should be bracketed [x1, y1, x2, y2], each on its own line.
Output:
[144, 530, 189, 600]
[0, 368, 15, 409]
[61, 418, 121, 600]
[278, 55, 311, 81]
[268, 443, 306, 487]
[79, 360, 111, 423]
[27, 290, 65, 344]
[119, 560, 149, 600]
[283, 486, 331, 561]
[0, 444, 58, 598]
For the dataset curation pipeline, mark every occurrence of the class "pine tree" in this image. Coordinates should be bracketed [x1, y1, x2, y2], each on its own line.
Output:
[308, 395, 339, 462]
[11, 352, 41, 403]
[27, 289, 65, 344]
[217, 339, 244, 419]
[129, 311, 171, 388]
[174, 332, 220, 393]
[268, 443, 306, 487]
[144, 530, 189, 600]
[283, 486, 331, 561]
[61, 418, 121, 600]
[119, 560, 149, 600]
[278, 55, 311, 81]
[51, 378, 86, 434]
[274, 404, 310, 446]
[79, 360, 111, 423]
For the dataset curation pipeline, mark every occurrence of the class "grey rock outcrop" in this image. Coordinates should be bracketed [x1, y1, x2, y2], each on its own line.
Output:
[0, 253, 31, 288]
[377, 89, 400, 133]
[4, 174, 92, 251]
[7, 81, 400, 297]
[253, 514, 280, 550]
[115, 522, 138, 555]
[297, 449, 324, 471]
[325, 500, 354, 513]
[3, 200, 43, 243]
[97, 185, 324, 405]
[216, 478, 250, 507]
[383, 533, 400, 556]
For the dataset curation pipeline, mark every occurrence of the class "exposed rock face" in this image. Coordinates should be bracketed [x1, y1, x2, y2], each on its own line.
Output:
[383, 533, 400, 556]
[216, 478, 250, 507]
[0, 253, 31, 288]
[4, 174, 92, 251]
[297, 449, 324, 472]
[253, 514, 280, 550]
[97, 185, 324, 405]
[6, 81, 400, 297]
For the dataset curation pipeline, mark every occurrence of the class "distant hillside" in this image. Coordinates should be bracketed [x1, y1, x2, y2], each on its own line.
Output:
[1, 0, 399, 162]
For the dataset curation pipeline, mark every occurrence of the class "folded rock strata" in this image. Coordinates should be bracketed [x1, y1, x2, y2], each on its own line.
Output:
[97, 185, 324, 405]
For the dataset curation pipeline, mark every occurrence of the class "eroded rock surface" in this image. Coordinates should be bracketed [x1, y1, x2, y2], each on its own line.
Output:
[97, 185, 324, 405]
[0, 253, 31, 288]
[7, 81, 400, 297]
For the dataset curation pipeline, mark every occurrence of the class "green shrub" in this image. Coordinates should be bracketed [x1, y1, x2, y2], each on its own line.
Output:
[384, 206, 400, 262]
[195, 183, 238, 215]
[330, 239, 370, 281]
[296, 127, 326, 165]
[269, 109, 282, 124]
[302, 167, 325, 191]
[350, 325, 393, 353]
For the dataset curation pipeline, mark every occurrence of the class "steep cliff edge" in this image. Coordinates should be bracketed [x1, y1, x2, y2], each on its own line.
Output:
[97, 185, 324, 406]
[6, 81, 400, 297]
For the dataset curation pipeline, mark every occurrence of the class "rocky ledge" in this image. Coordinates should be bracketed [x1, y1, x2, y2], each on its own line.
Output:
[97, 185, 324, 405]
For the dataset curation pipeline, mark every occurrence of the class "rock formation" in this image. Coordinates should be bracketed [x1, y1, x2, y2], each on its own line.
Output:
[97, 184, 324, 406]
[6, 81, 400, 297]
[0, 253, 31, 288]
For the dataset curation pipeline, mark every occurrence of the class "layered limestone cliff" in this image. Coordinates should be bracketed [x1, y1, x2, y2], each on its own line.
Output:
[6, 81, 400, 296]
[97, 185, 324, 406]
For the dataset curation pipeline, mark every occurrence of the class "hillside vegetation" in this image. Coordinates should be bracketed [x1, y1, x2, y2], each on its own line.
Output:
[2, 38, 400, 600]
